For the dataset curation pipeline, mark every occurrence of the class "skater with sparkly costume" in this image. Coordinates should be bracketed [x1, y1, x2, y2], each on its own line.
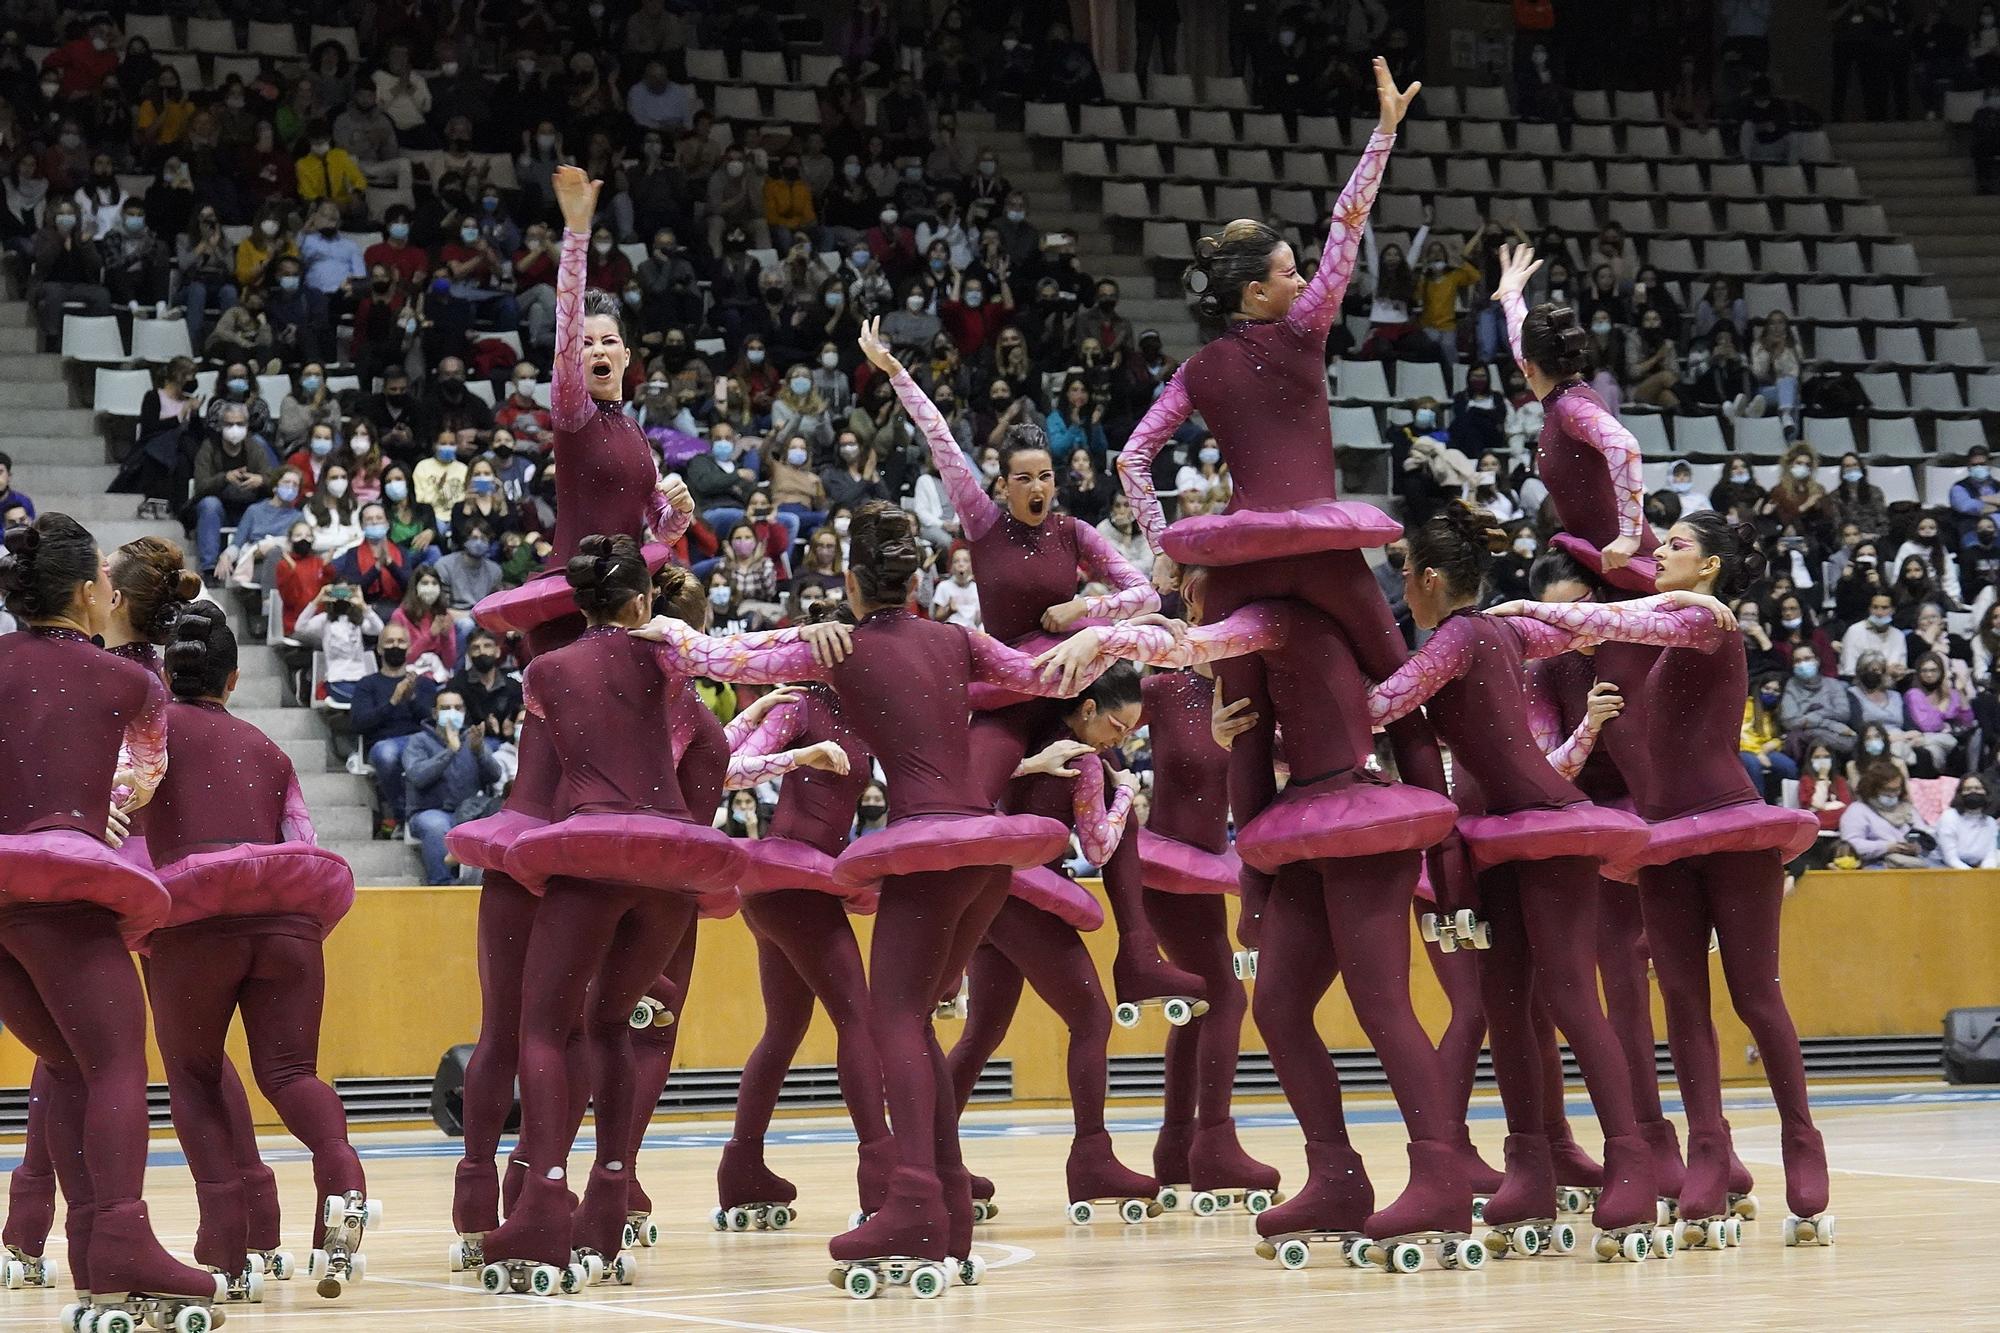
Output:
[0, 514, 226, 1325]
[1491, 514, 1832, 1250]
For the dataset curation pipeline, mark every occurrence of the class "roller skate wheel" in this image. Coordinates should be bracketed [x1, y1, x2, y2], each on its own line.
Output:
[581, 1254, 604, 1284]
[272, 1251, 295, 1280]
[1510, 1227, 1541, 1258]
[364, 1199, 384, 1228]
[1342, 1238, 1371, 1267]
[1389, 1241, 1424, 1274]
[956, 1254, 985, 1286]
[613, 1253, 636, 1285]
[977, 1200, 998, 1222]
[769, 1205, 793, 1230]
[1119, 1197, 1149, 1225]
[842, 1265, 879, 1300]
[307, 1249, 327, 1278]
[1471, 1195, 1488, 1224]
[97, 1312, 136, 1333]
[246, 1270, 267, 1302]
[910, 1264, 948, 1300]
[1471, 922, 1493, 949]
[1656, 1198, 1673, 1228]
[1068, 1201, 1095, 1225]
[1245, 1189, 1273, 1215]
[1189, 1191, 1219, 1217]
[479, 1263, 508, 1294]
[321, 1195, 344, 1229]
[1625, 1231, 1651, 1263]
[173, 1307, 212, 1333]
[1156, 1187, 1181, 1211]
[1451, 908, 1476, 938]
[1734, 1193, 1759, 1221]
[848, 1210, 867, 1230]
[245, 1254, 264, 1277]
[448, 1241, 468, 1272]
[1438, 932, 1458, 954]
[1, 1259, 19, 1289]
[726, 1206, 752, 1232]
[640, 1218, 660, 1246]
[1113, 1002, 1140, 1028]
[1457, 1237, 1487, 1269]
[350, 1252, 368, 1282]
[1418, 912, 1439, 942]
[1726, 1216, 1743, 1247]
[710, 1206, 728, 1231]
[1556, 1187, 1582, 1214]
[629, 1001, 652, 1029]
[1653, 1226, 1675, 1258]
[58, 1302, 84, 1332]
[565, 1262, 592, 1293]
[1551, 1223, 1578, 1255]
[1706, 1219, 1727, 1250]
[1163, 998, 1192, 1025]
[1274, 1238, 1310, 1270]
[527, 1264, 558, 1296]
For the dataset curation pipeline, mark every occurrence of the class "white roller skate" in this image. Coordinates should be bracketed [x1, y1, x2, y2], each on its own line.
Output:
[69, 1276, 227, 1333]
[1345, 1230, 1488, 1275]
[479, 1259, 588, 1296]
[624, 1212, 660, 1248]
[710, 1202, 795, 1232]
[1067, 1195, 1162, 1225]
[1232, 949, 1258, 980]
[934, 977, 969, 1022]
[1112, 996, 1209, 1029]
[0, 1245, 52, 1288]
[1419, 908, 1492, 953]
[1782, 1213, 1835, 1247]
[446, 1234, 484, 1273]
[829, 1257, 951, 1300]
[1676, 1212, 1745, 1252]
[1182, 1187, 1281, 1218]
[1480, 1218, 1578, 1260]
[569, 1246, 637, 1287]
[1255, 1229, 1364, 1271]
[628, 996, 675, 1030]
[246, 1249, 294, 1281]
[1594, 1222, 1665, 1262]
[309, 1191, 380, 1297]
[1556, 1185, 1601, 1216]
[213, 1262, 265, 1303]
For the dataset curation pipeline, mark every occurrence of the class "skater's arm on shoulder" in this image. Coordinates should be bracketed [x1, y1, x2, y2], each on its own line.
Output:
[281, 772, 317, 843]
[643, 619, 830, 684]
[1366, 616, 1473, 727]
[1116, 369, 1190, 549]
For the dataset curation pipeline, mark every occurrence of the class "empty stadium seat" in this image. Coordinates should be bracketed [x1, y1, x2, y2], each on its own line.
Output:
[131, 318, 193, 363]
[93, 368, 153, 418]
[62, 315, 127, 363]
[1332, 360, 1394, 403]
[1866, 417, 1926, 461]
[1910, 372, 1966, 413]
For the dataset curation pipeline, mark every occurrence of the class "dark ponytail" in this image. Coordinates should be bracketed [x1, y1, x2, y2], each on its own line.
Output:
[847, 500, 923, 607]
[1070, 659, 1142, 714]
[1520, 302, 1589, 379]
[1679, 511, 1767, 600]
[1184, 219, 1283, 332]
[565, 533, 651, 623]
[165, 600, 238, 699]
[651, 563, 708, 630]
[0, 513, 99, 621]
[1409, 500, 1509, 602]
[111, 537, 202, 645]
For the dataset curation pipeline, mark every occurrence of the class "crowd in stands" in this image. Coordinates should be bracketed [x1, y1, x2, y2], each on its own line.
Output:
[5, 0, 1993, 876]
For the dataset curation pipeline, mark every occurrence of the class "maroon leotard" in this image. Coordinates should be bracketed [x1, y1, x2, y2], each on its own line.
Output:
[145, 701, 309, 867]
[523, 626, 695, 821]
[1526, 653, 1627, 807]
[760, 685, 870, 856]
[0, 628, 167, 840]
[1641, 631, 1759, 821]
[1140, 670, 1230, 854]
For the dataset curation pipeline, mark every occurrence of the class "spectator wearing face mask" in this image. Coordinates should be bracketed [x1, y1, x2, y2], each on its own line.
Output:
[1780, 645, 1859, 756]
[1469, 452, 1521, 523]
[1935, 776, 1999, 868]
[1843, 599, 1911, 680]
[1096, 492, 1153, 571]
[450, 457, 515, 544]
[852, 781, 889, 838]
[413, 430, 469, 512]
[294, 119, 369, 225]
[1446, 366, 1506, 458]
[303, 460, 363, 558]
[1840, 761, 1934, 868]
[688, 430, 759, 535]
[433, 518, 502, 632]
[1903, 650, 1973, 776]
[929, 545, 982, 627]
[187, 402, 281, 573]
[451, 628, 523, 733]
[1848, 650, 1925, 773]
[330, 501, 411, 614]
[1961, 517, 2000, 604]
[273, 518, 332, 634]
[706, 146, 772, 254]
[1952, 444, 2000, 522]
[1707, 456, 1766, 524]
[493, 361, 552, 442]
[1485, 526, 1537, 607]
[1394, 402, 1473, 530]
[1799, 742, 1852, 832]
[282, 418, 342, 498]
[766, 433, 830, 535]
[215, 464, 306, 587]
[1741, 672, 1797, 802]
[1660, 461, 1710, 515]
[401, 689, 503, 884]
[1896, 516, 1964, 605]
[389, 565, 458, 672]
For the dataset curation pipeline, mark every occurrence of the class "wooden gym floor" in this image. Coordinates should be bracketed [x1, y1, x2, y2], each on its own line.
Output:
[0, 1081, 1990, 1331]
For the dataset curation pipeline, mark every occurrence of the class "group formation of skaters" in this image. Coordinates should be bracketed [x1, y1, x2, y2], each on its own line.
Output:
[0, 57, 1835, 1328]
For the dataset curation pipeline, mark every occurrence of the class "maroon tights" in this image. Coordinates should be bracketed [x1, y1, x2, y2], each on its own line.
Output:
[1474, 859, 1637, 1139]
[869, 866, 1011, 1183]
[1597, 887, 1665, 1122]
[1148, 889, 1248, 1129]
[1639, 850, 1813, 1142]
[460, 871, 539, 1180]
[1249, 856, 1449, 1146]
[945, 897, 1112, 1134]
[148, 924, 361, 1266]
[732, 892, 888, 1151]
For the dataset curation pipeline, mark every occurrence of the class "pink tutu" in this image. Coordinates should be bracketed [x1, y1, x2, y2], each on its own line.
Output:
[0, 829, 169, 935]
[698, 887, 740, 920]
[1137, 830, 1240, 896]
[154, 843, 355, 938]
[1160, 500, 1402, 567]
[1550, 533, 1660, 596]
[471, 542, 674, 635]
[445, 809, 548, 874]
[847, 890, 880, 916]
[1009, 865, 1105, 931]
[833, 812, 1070, 886]
[1235, 776, 1458, 874]
[505, 812, 749, 895]
[736, 836, 878, 903]
[1617, 802, 1819, 877]
[1455, 804, 1651, 875]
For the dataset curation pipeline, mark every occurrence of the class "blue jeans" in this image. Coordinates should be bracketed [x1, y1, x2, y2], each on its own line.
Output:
[1741, 749, 1799, 801]
[180, 278, 237, 350]
[192, 494, 246, 570]
[1755, 376, 1800, 418]
[702, 506, 745, 537]
[1475, 304, 1505, 365]
[369, 735, 413, 817]
[408, 807, 458, 884]
[778, 504, 825, 538]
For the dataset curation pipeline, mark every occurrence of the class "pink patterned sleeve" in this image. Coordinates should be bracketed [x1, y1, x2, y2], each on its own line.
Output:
[1286, 129, 1394, 338]
[1502, 290, 1533, 381]
[1070, 752, 1135, 863]
[646, 621, 832, 685]
[1544, 718, 1599, 781]
[1073, 518, 1160, 620]
[645, 490, 690, 546]
[967, 629, 1097, 697]
[281, 772, 317, 843]
[1560, 393, 1648, 546]
[1504, 596, 1728, 654]
[726, 747, 810, 790]
[724, 695, 806, 764]
[1093, 601, 1291, 670]
[121, 672, 170, 802]
[1366, 615, 1476, 728]
[891, 369, 999, 541]
[550, 227, 593, 434]
[1115, 368, 1191, 549]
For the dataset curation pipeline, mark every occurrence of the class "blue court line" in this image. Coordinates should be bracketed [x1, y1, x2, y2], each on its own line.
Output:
[4, 1085, 1994, 1174]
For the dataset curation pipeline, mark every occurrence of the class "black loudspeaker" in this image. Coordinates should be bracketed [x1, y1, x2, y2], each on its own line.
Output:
[431, 1043, 521, 1136]
[1944, 1008, 2000, 1084]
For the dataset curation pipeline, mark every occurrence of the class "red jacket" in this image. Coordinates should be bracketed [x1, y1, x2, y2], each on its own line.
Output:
[275, 552, 331, 632]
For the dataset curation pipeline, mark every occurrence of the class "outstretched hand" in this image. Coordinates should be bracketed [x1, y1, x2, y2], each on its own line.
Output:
[798, 739, 852, 775]
[552, 164, 601, 233]
[858, 316, 905, 378]
[1017, 738, 1094, 780]
[1373, 56, 1421, 135]
[1034, 627, 1107, 697]
[1493, 242, 1543, 301]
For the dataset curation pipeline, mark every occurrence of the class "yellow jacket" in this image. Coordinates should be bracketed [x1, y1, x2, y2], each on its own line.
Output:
[295, 148, 368, 205]
[762, 177, 816, 230]
[1740, 698, 1782, 755]
[1417, 262, 1478, 333]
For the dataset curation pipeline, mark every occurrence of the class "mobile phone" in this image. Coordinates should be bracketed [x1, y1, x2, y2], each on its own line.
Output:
[327, 584, 352, 600]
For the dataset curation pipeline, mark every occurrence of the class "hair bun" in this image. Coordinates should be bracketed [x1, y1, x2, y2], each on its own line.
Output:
[3, 524, 40, 557]
[172, 569, 203, 602]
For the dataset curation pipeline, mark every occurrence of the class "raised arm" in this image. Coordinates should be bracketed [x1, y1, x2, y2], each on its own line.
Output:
[1366, 614, 1476, 728]
[549, 165, 603, 435]
[888, 366, 1000, 539]
[1290, 129, 1395, 338]
[1070, 752, 1136, 864]
[1073, 518, 1160, 620]
[1114, 367, 1192, 550]
[281, 771, 318, 843]
[1496, 594, 1730, 654]
[1501, 289, 1531, 379]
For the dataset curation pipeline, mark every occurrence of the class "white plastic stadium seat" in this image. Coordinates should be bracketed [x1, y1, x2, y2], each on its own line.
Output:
[62, 315, 127, 363]
[93, 368, 153, 417]
[131, 317, 193, 364]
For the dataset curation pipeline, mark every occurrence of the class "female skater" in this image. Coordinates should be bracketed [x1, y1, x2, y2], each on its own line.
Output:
[0, 514, 225, 1328]
[1492, 514, 1831, 1249]
[634, 501, 1131, 1297]
[863, 320, 1198, 1008]
[142, 603, 372, 1298]
[946, 667, 1166, 1224]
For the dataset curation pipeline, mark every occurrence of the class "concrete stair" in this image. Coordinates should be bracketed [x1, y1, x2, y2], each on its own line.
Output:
[1829, 120, 2000, 347]
[0, 295, 418, 885]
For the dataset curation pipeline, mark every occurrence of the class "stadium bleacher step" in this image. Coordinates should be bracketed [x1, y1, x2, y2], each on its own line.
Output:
[233, 707, 336, 741]
[339, 843, 425, 883]
[0, 355, 64, 382]
[0, 379, 70, 408]
[1, 409, 99, 439]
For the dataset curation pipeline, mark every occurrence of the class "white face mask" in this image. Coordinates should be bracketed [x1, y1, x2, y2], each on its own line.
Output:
[417, 583, 441, 605]
[820, 350, 839, 369]
[326, 477, 349, 498]
[350, 435, 370, 454]
[905, 294, 924, 312]
[223, 423, 248, 443]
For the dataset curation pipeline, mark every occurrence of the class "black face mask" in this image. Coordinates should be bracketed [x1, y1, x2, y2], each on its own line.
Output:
[470, 653, 500, 671]
[1858, 668, 1885, 690]
[858, 803, 887, 821]
[1957, 793, 1989, 813]
[181, 377, 199, 394]
[380, 646, 409, 669]
[291, 538, 314, 556]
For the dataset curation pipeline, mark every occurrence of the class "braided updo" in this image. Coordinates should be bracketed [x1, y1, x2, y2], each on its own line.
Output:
[1184, 219, 1284, 332]
[846, 501, 923, 607]
[1678, 511, 1767, 600]
[111, 537, 202, 645]
[1520, 302, 1590, 379]
[165, 600, 239, 700]
[565, 533, 652, 623]
[1409, 500, 1510, 601]
[0, 513, 98, 621]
